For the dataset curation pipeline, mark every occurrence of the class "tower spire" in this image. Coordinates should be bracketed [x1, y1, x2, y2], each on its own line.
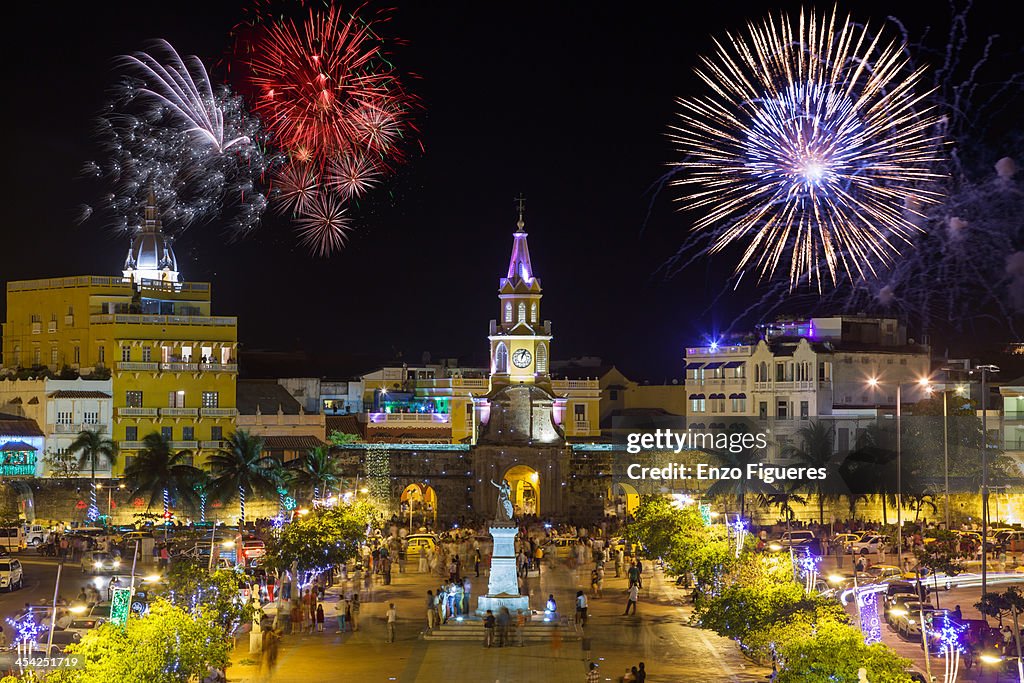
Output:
[515, 193, 526, 232]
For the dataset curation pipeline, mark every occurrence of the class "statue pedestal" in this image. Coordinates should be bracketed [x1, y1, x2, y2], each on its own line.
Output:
[476, 525, 530, 616]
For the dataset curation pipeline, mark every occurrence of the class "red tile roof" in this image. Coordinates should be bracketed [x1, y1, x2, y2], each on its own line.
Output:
[261, 435, 328, 451]
[47, 390, 112, 399]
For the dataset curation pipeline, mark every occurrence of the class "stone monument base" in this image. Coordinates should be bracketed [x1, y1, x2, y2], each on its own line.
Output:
[476, 593, 531, 616]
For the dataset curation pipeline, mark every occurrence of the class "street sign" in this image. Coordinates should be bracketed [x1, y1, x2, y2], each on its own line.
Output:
[110, 587, 132, 626]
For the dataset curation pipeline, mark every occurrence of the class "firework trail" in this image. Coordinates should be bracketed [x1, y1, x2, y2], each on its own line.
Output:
[234, 1, 419, 254]
[83, 42, 277, 237]
[669, 7, 943, 290]
[661, 4, 1023, 338]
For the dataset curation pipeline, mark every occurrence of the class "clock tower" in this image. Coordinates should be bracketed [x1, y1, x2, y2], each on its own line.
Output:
[488, 198, 552, 391]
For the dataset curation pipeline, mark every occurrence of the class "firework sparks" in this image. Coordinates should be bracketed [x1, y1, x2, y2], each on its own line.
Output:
[240, 3, 416, 164]
[294, 193, 352, 256]
[273, 160, 319, 215]
[325, 153, 380, 200]
[669, 8, 943, 289]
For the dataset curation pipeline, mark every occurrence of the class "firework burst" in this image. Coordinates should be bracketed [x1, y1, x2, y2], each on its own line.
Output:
[325, 153, 380, 200]
[294, 193, 352, 256]
[669, 8, 943, 289]
[272, 160, 319, 215]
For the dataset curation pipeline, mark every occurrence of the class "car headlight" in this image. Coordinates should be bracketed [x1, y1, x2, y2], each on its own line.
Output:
[112, 560, 120, 567]
[95, 562, 103, 569]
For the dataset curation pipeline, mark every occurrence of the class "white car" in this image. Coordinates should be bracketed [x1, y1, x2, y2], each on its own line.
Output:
[64, 617, 105, 636]
[850, 534, 890, 555]
[0, 558, 24, 591]
[24, 524, 47, 546]
[81, 551, 121, 574]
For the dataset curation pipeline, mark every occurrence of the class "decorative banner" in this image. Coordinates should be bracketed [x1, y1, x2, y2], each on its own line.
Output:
[858, 589, 882, 645]
[132, 497, 145, 507]
[110, 587, 132, 626]
[699, 503, 712, 526]
[75, 500, 86, 510]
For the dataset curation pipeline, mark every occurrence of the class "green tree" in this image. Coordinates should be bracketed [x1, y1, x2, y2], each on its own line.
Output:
[776, 619, 913, 683]
[42, 449, 80, 478]
[264, 502, 381, 578]
[207, 430, 281, 527]
[290, 445, 343, 501]
[328, 431, 359, 446]
[783, 420, 845, 524]
[703, 444, 779, 518]
[152, 558, 254, 634]
[123, 432, 202, 519]
[52, 599, 229, 683]
[68, 428, 117, 521]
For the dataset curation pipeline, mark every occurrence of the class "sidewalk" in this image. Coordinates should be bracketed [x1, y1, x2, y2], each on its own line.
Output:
[226, 554, 768, 682]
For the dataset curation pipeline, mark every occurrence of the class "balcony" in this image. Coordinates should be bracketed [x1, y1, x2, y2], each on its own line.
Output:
[453, 378, 489, 390]
[161, 362, 198, 372]
[90, 313, 236, 327]
[47, 321, 57, 333]
[169, 441, 198, 450]
[199, 363, 238, 372]
[552, 379, 600, 390]
[118, 362, 159, 372]
[116, 407, 158, 417]
[160, 407, 198, 417]
[200, 407, 237, 418]
[119, 441, 146, 450]
[200, 440, 228, 449]
[52, 423, 85, 434]
[31, 322, 41, 334]
[366, 413, 451, 426]
[573, 420, 591, 433]
[64, 315, 74, 327]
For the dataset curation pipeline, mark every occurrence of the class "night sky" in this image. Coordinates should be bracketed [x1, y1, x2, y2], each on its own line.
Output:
[1, 2, 1020, 380]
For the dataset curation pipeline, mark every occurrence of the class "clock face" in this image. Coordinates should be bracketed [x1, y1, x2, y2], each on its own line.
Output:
[511, 348, 533, 369]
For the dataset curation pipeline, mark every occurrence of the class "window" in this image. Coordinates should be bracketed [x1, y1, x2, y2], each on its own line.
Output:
[125, 426, 138, 441]
[12, 346, 19, 366]
[121, 347, 130, 362]
[33, 348, 41, 365]
[181, 346, 192, 362]
[800, 401, 809, 419]
[494, 343, 508, 374]
[776, 400, 788, 419]
[731, 397, 747, 412]
[56, 411, 73, 425]
[83, 412, 99, 425]
[609, 390, 619, 401]
[517, 302, 526, 322]
[210, 426, 223, 441]
[899, 359, 907, 365]
[838, 428, 850, 453]
[202, 391, 219, 408]
[504, 302, 512, 323]
[142, 346, 151, 362]
[169, 391, 185, 408]
[126, 391, 143, 407]
[536, 343, 548, 374]
[97, 346, 105, 364]
[775, 363, 785, 381]
[530, 303, 537, 323]
[73, 346, 80, 364]
[182, 426, 194, 441]
[201, 346, 213, 363]
[50, 347, 58, 365]
[759, 402, 767, 419]
[161, 426, 173, 441]
[690, 398, 706, 413]
[574, 404, 586, 421]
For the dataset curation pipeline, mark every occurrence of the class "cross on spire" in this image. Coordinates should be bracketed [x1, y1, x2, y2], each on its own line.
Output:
[515, 193, 526, 231]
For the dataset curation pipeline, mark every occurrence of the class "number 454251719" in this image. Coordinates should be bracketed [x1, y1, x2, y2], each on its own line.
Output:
[16, 655, 85, 669]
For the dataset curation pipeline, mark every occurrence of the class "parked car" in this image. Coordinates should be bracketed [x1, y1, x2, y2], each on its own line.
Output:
[23, 524, 48, 546]
[64, 618, 105, 636]
[0, 558, 24, 591]
[404, 534, 440, 559]
[47, 629, 83, 651]
[850, 533, 890, 555]
[832, 533, 862, 551]
[238, 538, 266, 564]
[779, 530, 816, 547]
[81, 551, 121, 574]
[88, 601, 113, 619]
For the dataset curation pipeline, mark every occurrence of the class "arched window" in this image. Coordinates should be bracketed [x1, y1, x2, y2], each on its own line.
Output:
[518, 302, 526, 322]
[494, 343, 509, 374]
[504, 302, 512, 323]
[536, 343, 548, 373]
[530, 303, 537, 323]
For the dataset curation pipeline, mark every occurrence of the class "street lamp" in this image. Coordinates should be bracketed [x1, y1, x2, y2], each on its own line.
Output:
[972, 364, 999, 598]
[867, 375, 931, 570]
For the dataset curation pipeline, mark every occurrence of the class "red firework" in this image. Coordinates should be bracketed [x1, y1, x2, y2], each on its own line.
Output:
[240, 3, 416, 165]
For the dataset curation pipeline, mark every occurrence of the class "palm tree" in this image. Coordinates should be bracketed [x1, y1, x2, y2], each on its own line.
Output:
[290, 446, 343, 502]
[704, 441, 779, 519]
[123, 431, 202, 520]
[207, 430, 281, 527]
[68, 428, 117, 522]
[783, 420, 846, 525]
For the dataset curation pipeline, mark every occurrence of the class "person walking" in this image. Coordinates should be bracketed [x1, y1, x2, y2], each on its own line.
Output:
[575, 590, 588, 627]
[586, 662, 600, 683]
[627, 562, 640, 588]
[315, 601, 325, 632]
[474, 548, 482, 577]
[623, 583, 638, 616]
[386, 602, 397, 643]
[335, 597, 347, 633]
[615, 547, 624, 578]
[350, 593, 361, 632]
[635, 558, 644, 588]
[425, 590, 436, 630]
[497, 606, 511, 647]
[483, 609, 496, 648]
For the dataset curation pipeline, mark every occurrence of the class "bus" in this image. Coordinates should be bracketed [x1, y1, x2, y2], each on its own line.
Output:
[0, 527, 25, 553]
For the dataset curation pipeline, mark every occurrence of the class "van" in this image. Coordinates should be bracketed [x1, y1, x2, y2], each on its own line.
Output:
[0, 527, 25, 553]
[23, 524, 47, 546]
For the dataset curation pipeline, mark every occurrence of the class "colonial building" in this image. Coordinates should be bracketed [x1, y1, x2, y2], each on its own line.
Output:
[1, 193, 239, 473]
[684, 316, 931, 457]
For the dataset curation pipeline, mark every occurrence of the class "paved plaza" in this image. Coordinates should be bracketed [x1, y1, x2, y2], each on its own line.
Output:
[226, 554, 769, 682]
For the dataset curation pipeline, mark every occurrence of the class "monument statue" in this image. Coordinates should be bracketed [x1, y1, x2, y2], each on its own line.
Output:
[490, 479, 514, 522]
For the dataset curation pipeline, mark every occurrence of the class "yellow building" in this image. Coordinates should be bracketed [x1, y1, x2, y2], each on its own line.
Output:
[1, 194, 237, 474]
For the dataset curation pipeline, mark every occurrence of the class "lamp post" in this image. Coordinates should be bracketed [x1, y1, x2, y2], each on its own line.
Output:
[868, 375, 931, 571]
[973, 364, 999, 599]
